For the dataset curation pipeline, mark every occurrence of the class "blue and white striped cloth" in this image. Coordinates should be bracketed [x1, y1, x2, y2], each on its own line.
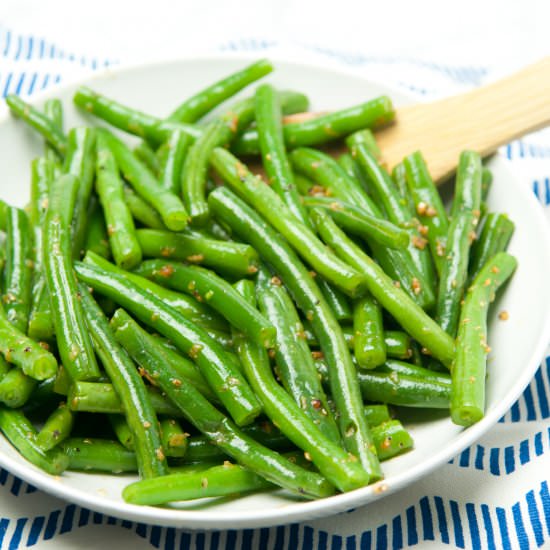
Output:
[0, 24, 548, 550]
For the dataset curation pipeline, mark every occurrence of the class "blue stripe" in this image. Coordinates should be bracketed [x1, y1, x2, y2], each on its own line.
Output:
[8, 517, 26, 550]
[241, 529, 253, 550]
[180, 532, 191, 548]
[121, 519, 133, 529]
[481, 505, 495, 550]
[534, 431, 543, 455]
[135, 522, 147, 538]
[26, 516, 45, 547]
[14, 72, 25, 95]
[301, 526, 312, 550]
[419, 496, 434, 540]
[9, 476, 21, 496]
[391, 515, 402, 550]
[434, 496, 449, 544]
[14, 35, 22, 60]
[0, 518, 9, 547]
[512, 503, 529, 549]
[318, 530, 328, 550]
[41, 73, 50, 90]
[510, 401, 521, 422]
[497, 508, 511, 550]
[459, 447, 470, 467]
[540, 481, 550, 535]
[526, 490, 544, 546]
[273, 526, 286, 550]
[466, 503, 481, 550]
[535, 368, 549, 417]
[450, 500, 465, 548]
[504, 446, 515, 474]
[489, 448, 500, 475]
[209, 530, 220, 550]
[519, 439, 530, 465]
[165, 527, 175, 550]
[25, 483, 37, 494]
[27, 72, 38, 95]
[60, 504, 76, 534]
[405, 505, 417, 545]
[39, 39, 44, 59]
[93, 512, 103, 524]
[331, 533, 343, 550]
[3, 30, 11, 56]
[474, 444, 484, 470]
[44, 510, 60, 539]
[26, 36, 33, 60]
[289, 524, 299, 550]
[523, 384, 536, 420]
[360, 531, 372, 550]
[346, 534, 356, 550]
[149, 525, 162, 548]
[106, 516, 117, 525]
[3, 72, 12, 96]
[375, 525, 386, 550]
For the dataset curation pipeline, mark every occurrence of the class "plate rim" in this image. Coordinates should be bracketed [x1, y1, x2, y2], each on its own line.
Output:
[0, 53, 549, 529]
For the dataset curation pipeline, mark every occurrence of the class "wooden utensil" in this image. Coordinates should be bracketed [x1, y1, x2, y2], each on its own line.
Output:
[373, 57, 550, 182]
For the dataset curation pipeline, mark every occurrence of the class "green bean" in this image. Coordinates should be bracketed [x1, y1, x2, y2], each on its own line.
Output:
[0, 302, 57, 379]
[168, 59, 274, 123]
[159, 418, 188, 458]
[36, 403, 74, 451]
[73, 86, 200, 146]
[63, 127, 96, 258]
[181, 97, 257, 226]
[0, 407, 69, 474]
[0, 367, 37, 407]
[254, 270, 340, 441]
[123, 461, 273, 505]
[43, 98, 64, 164]
[436, 151, 482, 337]
[98, 129, 189, 231]
[363, 404, 391, 427]
[123, 185, 166, 229]
[481, 166, 493, 201]
[68, 381, 182, 417]
[136, 228, 259, 278]
[232, 96, 395, 155]
[156, 129, 191, 194]
[311, 208, 455, 366]
[208, 187, 381, 479]
[302, 196, 409, 250]
[5, 95, 68, 155]
[28, 158, 56, 340]
[76, 254, 261, 426]
[62, 438, 138, 473]
[451, 252, 517, 426]
[83, 196, 111, 259]
[379, 359, 451, 386]
[255, 83, 310, 226]
[136, 260, 276, 347]
[43, 174, 100, 381]
[317, 278, 352, 322]
[85, 249, 227, 331]
[357, 369, 451, 408]
[384, 331, 413, 360]
[403, 151, 450, 276]
[0, 199, 8, 231]
[469, 213, 515, 281]
[210, 148, 367, 298]
[112, 309, 334, 499]
[353, 296, 386, 370]
[79, 285, 168, 479]
[391, 162, 416, 214]
[290, 147, 432, 307]
[96, 132, 142, 269]
[109, 414, 135, 450]
[134, 142, 160, 175]
[4, 206, 33, 332]
[371, 420, 413, 461]
[348, 132, 437, 305]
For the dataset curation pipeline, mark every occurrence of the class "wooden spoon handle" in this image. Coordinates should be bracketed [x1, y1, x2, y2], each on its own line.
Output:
[376, 57, 550, 181]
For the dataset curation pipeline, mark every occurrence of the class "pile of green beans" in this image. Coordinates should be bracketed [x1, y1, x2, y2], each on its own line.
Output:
[0, 59, 517, 508]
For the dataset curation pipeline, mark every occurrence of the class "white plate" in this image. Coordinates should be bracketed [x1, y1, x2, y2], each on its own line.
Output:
[0, 55, 549, 529]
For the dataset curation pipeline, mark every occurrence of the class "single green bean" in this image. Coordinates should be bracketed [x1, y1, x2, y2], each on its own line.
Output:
[168, 59, 274, 123]
[436, 151, 482, 337]
[353, 296, 386, 370]
[156, 129, 191, 195]
[384, 331, 413, 360]
[254, 271, 341, 441]
[451, 252, 517, 426]
[0, 200, 8, 231]
[63, 127, 96, 258]
[83, 196, 111, 259]
[43, 98, 64, 165]
[371, 420, 413, 461]
[112, 308, 334, 499]
[43, 174, 100, 381]
[0, 407, 69, 474]
[123, 185, 166, 229]
[62, 438, 138, 473]
[391, 162, 416, 214]
[469, 213, 515, 281]
[232, 96, 395, 155]
[5, 95, 68, 155]
[109, 414, 135, 450]
[96, 132, 142, 269]
[0, 367, 37, 408]
[136, 228, 259, 278]
[36, 403, 74, 451]
[136, 260, 276, 347]
[79, 284, 168, 479]
[403, 151, 450, 276]
[255, 83, 310, 226]
[317, 278, 352, 322]
[98, 129, 189, 231]
[210, 148, 367, 298]
[76, 254, 261, 426]
[4, 206, 33, 333]
[311, 208, 455, 366]
[134, 142, 160, 175]
[363, 404, 391, 427]
[159, 418, 188, 458]
[207, 187, 381, 478]
[302, 196, 409, 250]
